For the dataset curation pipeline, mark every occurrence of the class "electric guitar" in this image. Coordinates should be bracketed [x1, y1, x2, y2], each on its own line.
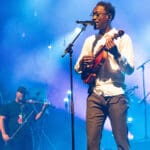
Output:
[81, 30, 124, 84]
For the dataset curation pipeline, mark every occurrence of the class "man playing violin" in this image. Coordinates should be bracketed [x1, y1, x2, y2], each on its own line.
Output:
[0, 86, 48, 150]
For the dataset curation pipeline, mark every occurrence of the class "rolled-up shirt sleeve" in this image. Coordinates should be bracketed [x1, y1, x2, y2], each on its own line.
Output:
[74, 36, 94, 73]
[116, 34, 134, 75]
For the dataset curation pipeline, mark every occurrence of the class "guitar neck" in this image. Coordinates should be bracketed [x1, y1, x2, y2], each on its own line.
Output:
[95, 30, 124, 57]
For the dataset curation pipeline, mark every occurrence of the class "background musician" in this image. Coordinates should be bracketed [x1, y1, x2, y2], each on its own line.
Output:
[0, 86, 48, 150]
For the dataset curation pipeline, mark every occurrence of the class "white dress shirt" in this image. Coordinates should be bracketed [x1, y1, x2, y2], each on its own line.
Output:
[75, 28, 134, 96]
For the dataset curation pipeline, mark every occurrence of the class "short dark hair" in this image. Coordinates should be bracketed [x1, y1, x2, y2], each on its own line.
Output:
[95, 1, 115, 21]
[17, 86, 27, 95]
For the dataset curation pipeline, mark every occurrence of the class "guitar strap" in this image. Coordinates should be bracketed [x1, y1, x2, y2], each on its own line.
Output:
[91, 34, 103, 53]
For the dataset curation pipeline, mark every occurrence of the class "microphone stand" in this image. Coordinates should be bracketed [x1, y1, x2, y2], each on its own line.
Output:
[137, 58, 150, 139]
[61, 24, 87, 150]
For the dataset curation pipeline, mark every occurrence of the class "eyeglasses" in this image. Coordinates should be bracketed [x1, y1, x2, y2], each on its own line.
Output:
[90, 12, 108, 18]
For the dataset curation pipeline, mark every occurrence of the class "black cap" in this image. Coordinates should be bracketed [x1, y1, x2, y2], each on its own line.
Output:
[17, 86, 27, 95]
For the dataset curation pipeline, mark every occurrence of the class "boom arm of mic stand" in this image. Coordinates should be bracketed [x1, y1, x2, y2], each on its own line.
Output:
[61, 25, 87, 58]
[137, 58, 150, 70]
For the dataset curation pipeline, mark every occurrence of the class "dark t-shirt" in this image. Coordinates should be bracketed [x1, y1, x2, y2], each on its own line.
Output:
[0, 101, 36, 139]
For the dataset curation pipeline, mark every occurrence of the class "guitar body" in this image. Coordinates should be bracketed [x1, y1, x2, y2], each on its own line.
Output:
[81, 50, 108, 84]
[95, 50, 108, 67]
[81, 30, 124, 84]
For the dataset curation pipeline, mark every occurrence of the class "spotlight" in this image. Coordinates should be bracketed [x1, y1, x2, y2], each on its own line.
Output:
[128, 132, 134, 140]
[64, 97, 69, 103]
[63, 90, 71, 110]
[48, 45, 52, 49]
[127, 117, 133, 123]
[64, 97, 69, 110]
[74, 27, 81, 34]
[67, 90, 71, 100]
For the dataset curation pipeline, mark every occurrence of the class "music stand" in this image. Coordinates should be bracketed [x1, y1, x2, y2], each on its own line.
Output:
[33, 112, 56, 150]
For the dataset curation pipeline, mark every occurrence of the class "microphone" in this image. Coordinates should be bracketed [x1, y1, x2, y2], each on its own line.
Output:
[76, 20, 94, 26]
